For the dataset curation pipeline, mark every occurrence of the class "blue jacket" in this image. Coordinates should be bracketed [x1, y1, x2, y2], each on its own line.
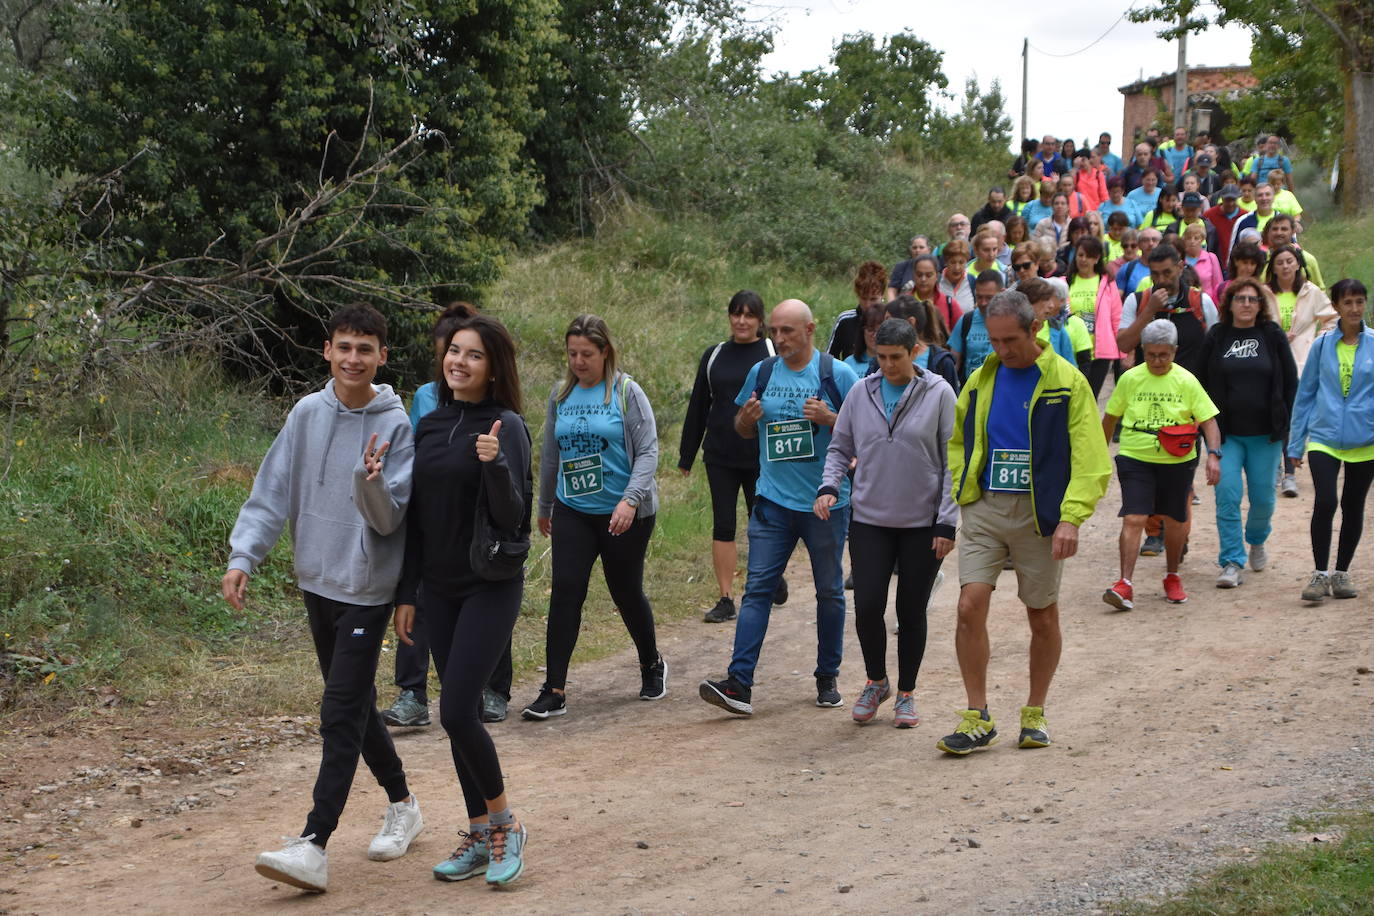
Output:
[1287, 326, 1374, 458]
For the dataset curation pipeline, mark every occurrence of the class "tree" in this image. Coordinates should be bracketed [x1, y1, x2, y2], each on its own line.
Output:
[1130, 0, 1374, 213]
[522, 0, 740, 236]
[26, 0, 558, 364]
[806, 31, 947, 140]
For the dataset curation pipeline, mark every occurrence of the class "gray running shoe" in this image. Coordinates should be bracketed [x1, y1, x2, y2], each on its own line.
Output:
[815, 676, 843, 708]
[1215, 563, 1243, 589]
[1330, 570, 1358, 599]
[892, 693, 920, 729]
[480, 688, 507, 723]
[1301, 571, 1330, 602]
[1248, 543, 1269, 571]
[1280, 474, 1300, 498]
[383, 689, 431, 727]
[851, 679, 890, 723]
[1139, 535, 1165, 557]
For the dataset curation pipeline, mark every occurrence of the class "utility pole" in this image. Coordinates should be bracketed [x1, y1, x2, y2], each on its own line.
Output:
[1173, 15, 1188, 131]
[1021, 38, 1029, 142]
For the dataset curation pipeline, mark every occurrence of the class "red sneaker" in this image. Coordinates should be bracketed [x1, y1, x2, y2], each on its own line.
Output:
[1163, 573, 1188, 604]
[1103, 579, 1134, 611]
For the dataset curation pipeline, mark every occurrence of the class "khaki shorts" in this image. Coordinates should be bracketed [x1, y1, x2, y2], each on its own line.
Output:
[958, 491, 1063, 608]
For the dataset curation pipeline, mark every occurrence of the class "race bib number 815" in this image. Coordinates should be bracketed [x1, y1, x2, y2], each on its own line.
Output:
[989, 448, 1031, 491]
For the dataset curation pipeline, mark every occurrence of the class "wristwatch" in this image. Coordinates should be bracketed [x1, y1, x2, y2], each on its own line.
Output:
[1207, 448, 1223, 458]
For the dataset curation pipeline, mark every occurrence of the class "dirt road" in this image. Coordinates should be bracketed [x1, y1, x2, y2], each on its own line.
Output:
[4, 480, 1373, 914]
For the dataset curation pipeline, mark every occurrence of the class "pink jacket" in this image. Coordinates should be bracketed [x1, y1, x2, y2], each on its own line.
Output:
[1188, 251, 1224, 303]
[1075, 168, 1109, 211]
[1089, 274, 1125, 359]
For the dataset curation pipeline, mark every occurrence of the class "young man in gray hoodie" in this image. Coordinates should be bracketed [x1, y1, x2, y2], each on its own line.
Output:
[221, 304, 420, 893]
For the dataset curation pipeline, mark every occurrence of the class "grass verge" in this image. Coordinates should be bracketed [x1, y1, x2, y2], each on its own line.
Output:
[1115, 810, 1374, 914]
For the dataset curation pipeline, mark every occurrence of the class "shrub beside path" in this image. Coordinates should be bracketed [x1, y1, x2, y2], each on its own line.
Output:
[3, 478, 1373, 913]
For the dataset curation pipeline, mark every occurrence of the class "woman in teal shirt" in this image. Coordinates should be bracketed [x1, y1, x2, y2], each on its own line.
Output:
[522, 315, 666, 720]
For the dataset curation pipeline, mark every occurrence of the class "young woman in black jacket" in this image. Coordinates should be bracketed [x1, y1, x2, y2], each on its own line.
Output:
[396, 313, 533, 887]
[678, 291, 781, 622]
[1197, 278, 1298, 589]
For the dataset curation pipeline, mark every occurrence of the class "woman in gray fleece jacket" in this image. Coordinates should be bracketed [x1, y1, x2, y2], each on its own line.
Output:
[815, 319, 959, 729]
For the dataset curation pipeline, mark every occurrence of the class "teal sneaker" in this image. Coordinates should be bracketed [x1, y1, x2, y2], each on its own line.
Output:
[485, 822, 526, 887]
[432, 830, 488, 881]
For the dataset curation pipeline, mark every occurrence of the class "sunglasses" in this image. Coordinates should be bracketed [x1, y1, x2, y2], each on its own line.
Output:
[1013, 261, 1034, 270]
[1231, 294, 1260, 304]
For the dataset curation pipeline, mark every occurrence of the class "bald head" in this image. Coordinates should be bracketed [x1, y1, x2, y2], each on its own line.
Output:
[769, 299, 816, 367]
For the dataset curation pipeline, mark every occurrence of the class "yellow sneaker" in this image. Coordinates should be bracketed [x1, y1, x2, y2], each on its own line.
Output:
[1018, 705, 1050, 749]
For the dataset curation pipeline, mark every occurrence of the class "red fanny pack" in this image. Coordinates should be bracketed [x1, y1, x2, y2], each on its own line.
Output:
[1156, 424, 1198, 457]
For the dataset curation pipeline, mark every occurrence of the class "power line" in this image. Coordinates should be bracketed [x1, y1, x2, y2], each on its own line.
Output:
[1027, 5, 1136, 58]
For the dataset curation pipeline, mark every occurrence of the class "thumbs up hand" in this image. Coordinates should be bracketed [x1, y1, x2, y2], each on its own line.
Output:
[475, 418, 502, 463]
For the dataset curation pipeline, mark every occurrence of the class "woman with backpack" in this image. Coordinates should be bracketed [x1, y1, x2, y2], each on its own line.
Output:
[522, 314, 666, 720]
[679, 291, 783, 623]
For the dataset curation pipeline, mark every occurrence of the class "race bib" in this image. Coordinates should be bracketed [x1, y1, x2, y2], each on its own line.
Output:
[988, 448, 1031, 492]
[765, 419, 815, 462]
[1080, 311, 1096, 334]
[561, 454, 604, 497]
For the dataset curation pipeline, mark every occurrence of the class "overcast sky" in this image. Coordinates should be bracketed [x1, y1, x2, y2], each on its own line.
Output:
[744, 0, 1254, 157]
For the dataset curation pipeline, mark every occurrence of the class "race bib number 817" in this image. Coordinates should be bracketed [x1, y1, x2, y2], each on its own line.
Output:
[765, 419, 815, 461]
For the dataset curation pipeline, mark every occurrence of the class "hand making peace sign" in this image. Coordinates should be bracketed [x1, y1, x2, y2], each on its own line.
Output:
[363, 433, 391, 480]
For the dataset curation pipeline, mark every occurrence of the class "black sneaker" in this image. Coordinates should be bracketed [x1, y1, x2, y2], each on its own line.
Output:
[1139, 535, 1164, 557]
[844, 574, 854, 590]
[815, 676, 843, 708]
[772, 578, 788, 605]
[640, 654, 668, 700]
[699, 676, 752, 715]
[520, 688, 566, 720]
[480, 687, 507, 723]
[703, 597, 736, 623]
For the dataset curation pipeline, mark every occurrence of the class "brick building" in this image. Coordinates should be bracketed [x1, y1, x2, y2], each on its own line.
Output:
[1118, 65, 1258, 147]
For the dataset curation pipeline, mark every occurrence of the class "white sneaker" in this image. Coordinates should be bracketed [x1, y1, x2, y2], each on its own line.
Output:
[368, 796, 423, 861]
[1215, 563, 1243, 589]
[255, 835, 328, 892]
[1248, 544, 1268, 571]
[1280, 474, 1299, 498]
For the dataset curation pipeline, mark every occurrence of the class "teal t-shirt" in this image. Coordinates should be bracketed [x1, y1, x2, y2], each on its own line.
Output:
[950, 308, 992, 376]
[914, 349, 930, 370]
[881, 378, 908, 418]
[736, 351, 860, 511]
[842, 353, 868, 376]
[409, 381, 439, 432]
[553, 380, 631, 514]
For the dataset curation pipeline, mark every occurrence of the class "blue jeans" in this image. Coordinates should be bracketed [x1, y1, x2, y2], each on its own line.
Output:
[1215, 434, 1282, 568]
[728, 497, 849, 688]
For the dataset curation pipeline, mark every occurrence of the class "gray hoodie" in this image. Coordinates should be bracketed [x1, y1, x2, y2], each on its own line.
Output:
[819, 370, 959, 536]
[227, 379, 414, 606]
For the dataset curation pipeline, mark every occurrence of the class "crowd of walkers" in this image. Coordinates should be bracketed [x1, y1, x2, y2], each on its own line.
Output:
[216, 127, 1371, 894]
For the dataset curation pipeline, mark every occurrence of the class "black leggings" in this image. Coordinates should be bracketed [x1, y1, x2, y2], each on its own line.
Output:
[1088, 358, 1121, 399]
[848, 522, 944, 692]
[422, 578, 523, 820]
[393, 595, 513, 702]
[545, 501, 658, 690]
[705, 462, 758, 542]
[1308, 452, 1374, 572]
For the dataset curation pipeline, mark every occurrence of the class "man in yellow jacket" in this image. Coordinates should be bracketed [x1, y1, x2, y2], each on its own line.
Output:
[937, 290, 1111, 756]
